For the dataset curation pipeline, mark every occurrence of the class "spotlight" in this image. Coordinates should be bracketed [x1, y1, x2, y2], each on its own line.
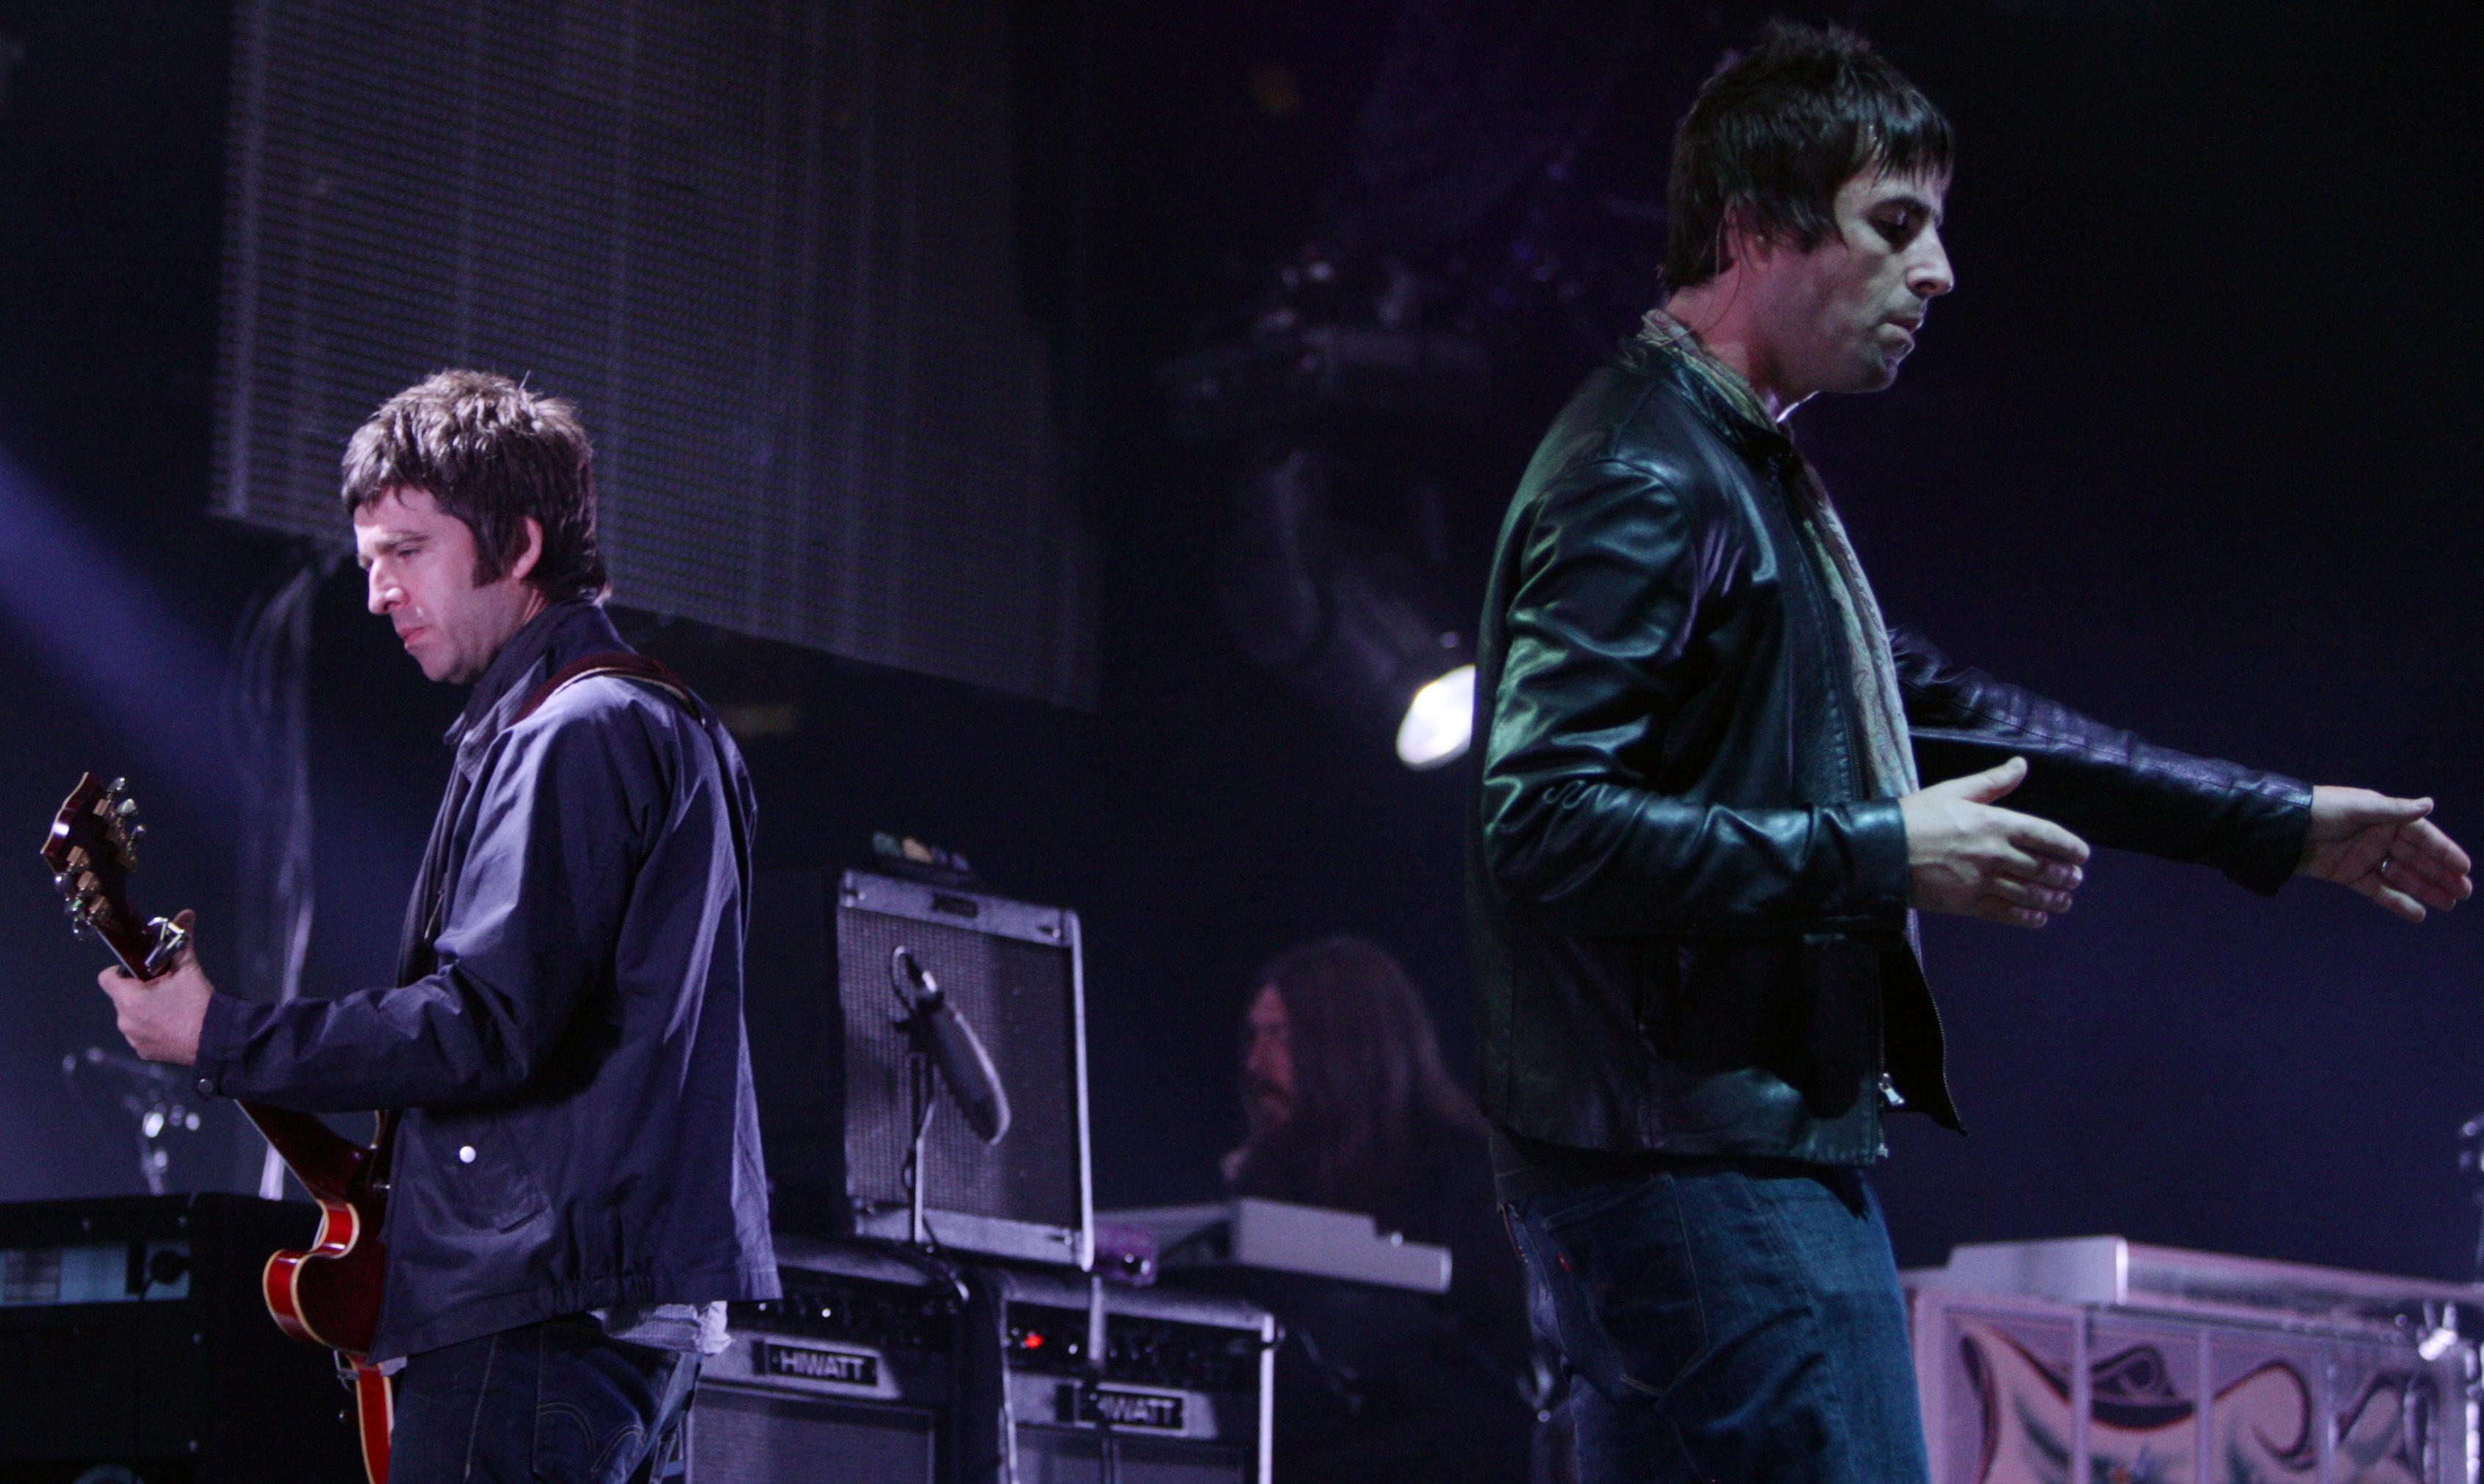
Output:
[1395, 663, 1475, 770]
[1213, 440, 1476, 771]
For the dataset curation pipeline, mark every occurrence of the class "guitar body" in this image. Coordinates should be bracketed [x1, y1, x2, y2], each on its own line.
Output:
[241, 1106, 398, 1484]
[43, 774, 394, 1484]
[246, 1102, 389, 1352]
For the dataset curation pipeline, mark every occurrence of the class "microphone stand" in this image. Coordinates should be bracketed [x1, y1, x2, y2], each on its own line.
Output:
[909, 1041, 936, 1248]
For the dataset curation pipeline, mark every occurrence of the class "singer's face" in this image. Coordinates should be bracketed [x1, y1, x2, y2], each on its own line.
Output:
[1241, 983, 1294, 1135]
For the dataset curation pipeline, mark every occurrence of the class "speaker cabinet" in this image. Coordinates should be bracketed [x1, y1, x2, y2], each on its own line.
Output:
[686, 1237, 965, 1484]
[835, 871, 1092, 1270]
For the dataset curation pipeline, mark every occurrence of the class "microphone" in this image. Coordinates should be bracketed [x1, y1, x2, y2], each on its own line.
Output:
[890, 947, 1012, 1144]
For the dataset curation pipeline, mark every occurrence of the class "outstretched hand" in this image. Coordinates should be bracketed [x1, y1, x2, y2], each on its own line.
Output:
[96, 909, 213, 1066]
[2298, 788, 2472, 923]
[1900, 757, 2091, 928]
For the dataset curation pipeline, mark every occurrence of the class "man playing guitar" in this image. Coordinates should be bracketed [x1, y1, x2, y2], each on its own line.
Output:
[96, 369, 779, 1483]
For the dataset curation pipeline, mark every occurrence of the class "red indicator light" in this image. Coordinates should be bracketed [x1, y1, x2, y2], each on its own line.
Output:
[1023, 1332, 1045, 1350]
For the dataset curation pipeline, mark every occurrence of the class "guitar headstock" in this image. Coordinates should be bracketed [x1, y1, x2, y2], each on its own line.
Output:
[41, 774, 183, 980]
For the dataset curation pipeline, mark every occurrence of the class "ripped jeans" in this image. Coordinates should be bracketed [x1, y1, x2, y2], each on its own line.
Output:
[389, 1317, 700, 1484]
[1505, 1160, 1928, 1484]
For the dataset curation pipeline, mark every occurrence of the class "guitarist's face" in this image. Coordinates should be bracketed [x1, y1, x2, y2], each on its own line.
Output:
[355, 487, 547, 684]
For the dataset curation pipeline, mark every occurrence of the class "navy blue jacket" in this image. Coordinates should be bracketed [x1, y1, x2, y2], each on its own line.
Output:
[196, 600, 780, 1358]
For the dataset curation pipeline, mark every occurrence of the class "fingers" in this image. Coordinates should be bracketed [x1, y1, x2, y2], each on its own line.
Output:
[2370, 820, 2473, 913]
[1984, 870, 2077, 915]
[2397, 817, 2474, 884]
[1943, 755, 2028, 805]
[2001, 811, 2091, 867]
[2352, 871, 2429, 924]
[1966, 895, 2051, 929]
[2386, 859, 2468, 913]
[2355, 793, 2434, 826]
[1989, 844, 2085, 888]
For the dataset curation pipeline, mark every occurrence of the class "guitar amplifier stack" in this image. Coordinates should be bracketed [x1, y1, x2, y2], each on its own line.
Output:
[722, 868, 1276, 1482]
[683, 1243, 1274, 1484]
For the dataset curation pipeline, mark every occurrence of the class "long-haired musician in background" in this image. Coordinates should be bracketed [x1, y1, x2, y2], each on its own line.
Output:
[1224, 934, 1539, 1483]
[96, 369, 779, 1483]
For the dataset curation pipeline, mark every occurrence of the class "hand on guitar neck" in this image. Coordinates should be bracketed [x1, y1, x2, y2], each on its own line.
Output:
[48, 772, 395, 1484]
[97, 906, 212, 1066]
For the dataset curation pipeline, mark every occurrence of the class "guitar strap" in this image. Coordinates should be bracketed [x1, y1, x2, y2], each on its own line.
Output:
[517, 652, 695, 722]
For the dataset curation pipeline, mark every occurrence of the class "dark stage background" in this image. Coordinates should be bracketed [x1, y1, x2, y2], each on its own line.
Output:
[0, 0, 2477, 1283]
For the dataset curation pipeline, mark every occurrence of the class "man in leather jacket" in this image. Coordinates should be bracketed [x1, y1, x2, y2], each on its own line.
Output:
[101, 371, 778, 1483]
[1469, 25, 2472, 1483]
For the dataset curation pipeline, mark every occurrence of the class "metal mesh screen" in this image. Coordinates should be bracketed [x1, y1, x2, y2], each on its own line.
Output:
[686, 1389, 936, 1484]
[212, 0, 1096, 705]
[1014, 1432, 1249, 1484]
[838, 907, 1080, 1234]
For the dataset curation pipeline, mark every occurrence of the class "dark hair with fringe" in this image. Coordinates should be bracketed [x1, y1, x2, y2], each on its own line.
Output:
[1664, 21, 1953, 291]
[1227, 935, 1485, 1217]
[341, 369, 609, 602]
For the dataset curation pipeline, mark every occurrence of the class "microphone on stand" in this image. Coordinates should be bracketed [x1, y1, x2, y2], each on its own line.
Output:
[890, 947, 1012, 1144]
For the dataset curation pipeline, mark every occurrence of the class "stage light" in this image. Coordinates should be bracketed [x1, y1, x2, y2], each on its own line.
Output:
[1212, 441, 1476, 772]
[1395, 663, 1475, 770]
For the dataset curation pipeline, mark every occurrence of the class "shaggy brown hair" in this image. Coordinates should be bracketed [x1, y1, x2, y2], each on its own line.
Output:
[1665, 21, 1954, 290]
[341, 369, 609, 601]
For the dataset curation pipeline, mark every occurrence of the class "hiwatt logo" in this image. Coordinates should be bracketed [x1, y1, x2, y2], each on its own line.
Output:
[1062, 1384, 1187, 1432]
[758, 1341, 879, 1389]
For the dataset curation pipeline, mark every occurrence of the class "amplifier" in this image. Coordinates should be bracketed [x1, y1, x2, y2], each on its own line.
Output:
[835, 870, 1093, 1269]
[0, 1194, 362, 1483]
[685, 1236, 968, 1484]
[962, 1265, 1274, 1484]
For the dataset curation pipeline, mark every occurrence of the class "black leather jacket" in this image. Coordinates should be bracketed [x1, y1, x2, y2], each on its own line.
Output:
[1467, 341, 2311, 1165]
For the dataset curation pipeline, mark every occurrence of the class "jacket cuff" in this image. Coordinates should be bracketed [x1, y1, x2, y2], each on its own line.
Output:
[1843, 797, 1917, 928]
[2219, 774, 2315, 897]
[192, 992, 254, 1100]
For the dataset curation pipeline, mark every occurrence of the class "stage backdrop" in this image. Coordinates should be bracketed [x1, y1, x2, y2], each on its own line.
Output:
[208, 0, 1097, 707]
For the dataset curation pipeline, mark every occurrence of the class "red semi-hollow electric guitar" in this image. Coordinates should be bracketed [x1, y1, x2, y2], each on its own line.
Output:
[44, 774, 394, 1484]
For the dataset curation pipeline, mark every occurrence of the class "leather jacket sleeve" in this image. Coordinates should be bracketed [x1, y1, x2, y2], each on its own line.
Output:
[1479, 458, 1913, 939]
[1892, 625, 2312, 895]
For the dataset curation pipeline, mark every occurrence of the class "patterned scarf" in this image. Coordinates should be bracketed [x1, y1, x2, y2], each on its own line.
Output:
[1638, 309, 1920, 799]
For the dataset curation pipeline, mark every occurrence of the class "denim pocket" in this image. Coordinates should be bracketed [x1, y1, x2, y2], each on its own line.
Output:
[1523, 1175, 1708, 1400]
[532, 1321, 678, 1484]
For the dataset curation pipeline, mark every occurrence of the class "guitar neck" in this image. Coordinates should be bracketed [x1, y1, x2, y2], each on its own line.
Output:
[239, 1104, 376, 1201]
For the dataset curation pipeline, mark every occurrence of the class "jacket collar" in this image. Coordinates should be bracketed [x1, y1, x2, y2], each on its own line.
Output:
[1624, 321, 1804, 481]
[443, 597, 627, 756]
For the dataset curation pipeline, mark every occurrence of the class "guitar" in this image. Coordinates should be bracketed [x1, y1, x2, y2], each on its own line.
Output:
[45, 773, 395, 1484]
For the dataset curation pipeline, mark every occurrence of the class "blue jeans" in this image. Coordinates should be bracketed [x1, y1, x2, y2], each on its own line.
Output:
[1506, 1160, 1928, 1484]
[390, 1317, 702, 1484]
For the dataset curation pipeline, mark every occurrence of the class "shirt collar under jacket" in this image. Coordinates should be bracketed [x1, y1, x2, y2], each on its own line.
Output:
[441, 596, 615, 754]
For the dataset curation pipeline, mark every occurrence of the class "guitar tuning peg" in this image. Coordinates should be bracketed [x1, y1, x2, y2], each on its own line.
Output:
[127, 824, 146, 843]
[115, 798, 139, 819]
[108, 777, 127, 796]
[52, 871, 70, 894]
